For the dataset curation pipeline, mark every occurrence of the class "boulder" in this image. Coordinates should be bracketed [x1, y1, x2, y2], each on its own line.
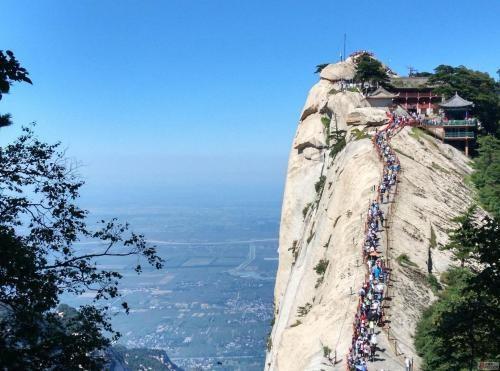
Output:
[319, 58, 356, 82]
[346, 107, 389, 126]
[302, 147, 323, 161]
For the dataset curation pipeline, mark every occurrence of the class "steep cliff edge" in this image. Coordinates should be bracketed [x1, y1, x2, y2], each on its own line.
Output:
[266, 59, 474, 371]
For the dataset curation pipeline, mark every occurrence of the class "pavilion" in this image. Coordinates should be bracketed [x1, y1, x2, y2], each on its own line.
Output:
[422, 93, 477, 156]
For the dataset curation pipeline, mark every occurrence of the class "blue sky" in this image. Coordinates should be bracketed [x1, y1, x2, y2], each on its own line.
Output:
[1, 0, 498, 207]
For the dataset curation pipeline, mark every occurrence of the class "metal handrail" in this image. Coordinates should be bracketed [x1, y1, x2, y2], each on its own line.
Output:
[422, 119, 477, 127]
[444, 131, 475, 138]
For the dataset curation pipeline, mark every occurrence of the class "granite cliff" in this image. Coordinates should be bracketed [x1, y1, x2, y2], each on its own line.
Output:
[265, 57, 473, 371]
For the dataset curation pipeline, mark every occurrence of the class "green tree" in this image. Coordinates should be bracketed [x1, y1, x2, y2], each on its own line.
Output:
[428, 65, 500, 135]
[354, 54, 389, 87]
[0, 50, 32, 127]
[471, 135, 500, 217]
[0, 126, 163, 368]
[441, 206, 478, 267]
[467, 214, 500, 298]
[412, 71, 433, 77]
[416, 212, 500, 371]
[415, 268, 497, 371]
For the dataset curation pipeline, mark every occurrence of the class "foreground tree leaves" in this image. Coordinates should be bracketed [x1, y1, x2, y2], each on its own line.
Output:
[0, 126, 164, 369]
[0, 50, 32, 127]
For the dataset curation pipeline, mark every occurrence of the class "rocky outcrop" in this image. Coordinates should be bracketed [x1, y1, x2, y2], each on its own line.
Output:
[319, 58, 357, 82]
[266, 58, 474, 371]
[273, 82, 370, 323]
[346, 107, 389, 126]
[300, 79, 335, 121]
[294, 113, 327, 153]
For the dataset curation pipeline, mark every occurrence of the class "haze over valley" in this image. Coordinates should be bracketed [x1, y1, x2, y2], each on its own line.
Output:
[63, 196, 281, 370]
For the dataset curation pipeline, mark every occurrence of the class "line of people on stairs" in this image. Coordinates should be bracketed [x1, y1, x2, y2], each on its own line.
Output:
[347, 117, 405, 371]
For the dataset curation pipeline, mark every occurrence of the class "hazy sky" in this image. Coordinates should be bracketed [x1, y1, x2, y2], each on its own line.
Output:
[1, 0, 498, 206]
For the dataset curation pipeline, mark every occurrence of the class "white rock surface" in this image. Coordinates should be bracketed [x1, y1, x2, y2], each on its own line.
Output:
[326, 91, 369, 132]
[346, 107, 389, 126]
[273, 93, 368, 319]
[294, 113, 327, 151]
[319, 57, 357, 82]
[300, 79, 335, 121]
[266, 75, 474, 371]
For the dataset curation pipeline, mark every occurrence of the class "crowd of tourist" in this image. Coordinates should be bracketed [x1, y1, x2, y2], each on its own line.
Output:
[347, 116, 404, 371]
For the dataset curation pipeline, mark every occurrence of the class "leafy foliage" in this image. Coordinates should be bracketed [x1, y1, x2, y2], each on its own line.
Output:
[297, 302, 312, 317]
[426, 274, 442, 294]
[428, 65, 500, 135]
[0, 50, 32, 127]
[0, 127, 164, 369]
[321, 116, 331, 145]
[415, 212, 500, 370]
[396, 253, 417, 267]
[351, 128, 370, 141]
[429, 225, 437, 248]
[354, 54, 389, 87]
[440, 206, 479, 267]
[321, 116, 331, 128]
[471, 135, 500, 217]
[314, 259, 329, 275]
[288, 240, 299, 263]
[302, 202, 313, 219]
[0, 50, 32, 97]
[329, 129, 347, 159]
[314, 175, 326, 195]
[412, 71, 433, 77]
[417, 130, 500, 368]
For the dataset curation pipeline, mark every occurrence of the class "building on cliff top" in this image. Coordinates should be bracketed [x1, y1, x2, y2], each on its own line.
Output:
[421, 92, 477, 156]
[389, 77, 441, 115]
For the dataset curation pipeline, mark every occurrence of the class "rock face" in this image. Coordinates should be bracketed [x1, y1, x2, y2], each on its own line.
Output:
[294, 113, 328, 153]
[346, 107, 389, 126]
[319, 57, 357, 82]
[265, 59, 474, 371]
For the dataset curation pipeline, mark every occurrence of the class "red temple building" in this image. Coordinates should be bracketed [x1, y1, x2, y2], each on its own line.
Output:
[389, 77, 441, 115]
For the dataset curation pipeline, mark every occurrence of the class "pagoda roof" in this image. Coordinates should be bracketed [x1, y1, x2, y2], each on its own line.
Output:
[439, 92, 474, 108]
[367, 86, 398, 99]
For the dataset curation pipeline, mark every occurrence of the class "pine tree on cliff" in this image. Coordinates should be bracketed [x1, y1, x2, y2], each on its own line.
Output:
[354, 54, 389, 89]
[416, 210, 500, 371]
